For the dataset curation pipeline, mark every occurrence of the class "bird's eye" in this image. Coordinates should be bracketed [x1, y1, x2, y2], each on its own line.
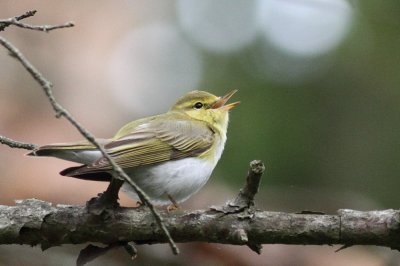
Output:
[194, 102, 203, 109]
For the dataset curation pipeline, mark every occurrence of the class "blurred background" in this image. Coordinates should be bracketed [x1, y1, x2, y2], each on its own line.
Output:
[1, 0, 400, 265]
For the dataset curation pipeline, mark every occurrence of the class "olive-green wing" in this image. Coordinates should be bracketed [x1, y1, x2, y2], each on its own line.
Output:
[68, 115, 214, 175]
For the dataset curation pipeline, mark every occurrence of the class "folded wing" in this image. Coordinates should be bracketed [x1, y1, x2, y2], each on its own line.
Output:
[62, 113, 214, 178]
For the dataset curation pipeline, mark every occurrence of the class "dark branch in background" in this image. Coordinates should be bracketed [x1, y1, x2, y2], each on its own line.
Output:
[0, 135, 37, 150]
[0, 11, 178, 255]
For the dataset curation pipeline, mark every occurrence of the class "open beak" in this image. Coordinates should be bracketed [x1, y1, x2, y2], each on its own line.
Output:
[211, 89, 240, 111]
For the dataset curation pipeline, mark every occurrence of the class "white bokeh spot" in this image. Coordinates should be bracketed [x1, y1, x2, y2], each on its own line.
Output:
[108, 23, 202, 115]
[177, 0, 258, 53]
[258, 0, 354, 57]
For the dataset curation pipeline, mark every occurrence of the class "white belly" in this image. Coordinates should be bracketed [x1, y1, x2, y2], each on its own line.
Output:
[121, 157, 216, 205]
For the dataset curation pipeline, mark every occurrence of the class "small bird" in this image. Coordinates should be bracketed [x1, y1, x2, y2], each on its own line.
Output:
[28, 90, 239, 206]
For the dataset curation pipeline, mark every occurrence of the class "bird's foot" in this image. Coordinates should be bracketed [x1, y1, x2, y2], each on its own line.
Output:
[86, 178, 123, 215]
[167, 194, 180, 212]
[167, 204, 180, 212]
[132, 201, 148, 211]
[86, 192, 120, 215]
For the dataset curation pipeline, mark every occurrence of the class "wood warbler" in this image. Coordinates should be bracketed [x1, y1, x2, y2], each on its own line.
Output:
[28, 90, 239, 205]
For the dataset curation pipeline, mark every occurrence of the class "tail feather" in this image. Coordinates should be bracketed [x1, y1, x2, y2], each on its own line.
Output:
[27, 146, 64, 157]
[28, 142, 97, 154]
[28, 141, 112, 181]
[60, 165, 112, 181]
[27, 142, 102, 164]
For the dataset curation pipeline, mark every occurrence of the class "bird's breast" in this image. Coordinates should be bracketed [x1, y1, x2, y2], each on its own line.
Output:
[122, 157, 216, 205]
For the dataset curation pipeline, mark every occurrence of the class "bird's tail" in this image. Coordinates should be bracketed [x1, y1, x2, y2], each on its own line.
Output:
[60, 165, 112, 181]
[27, 141, 104, 164]
[28, 141, 113, 181]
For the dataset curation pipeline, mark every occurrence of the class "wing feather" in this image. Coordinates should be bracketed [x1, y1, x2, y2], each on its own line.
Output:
[69, 113, 214, 176]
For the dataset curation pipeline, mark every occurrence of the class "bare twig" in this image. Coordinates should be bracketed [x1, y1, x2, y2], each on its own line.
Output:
[0, 10, 37, 31]
[211, 160, 265, 216]
[0, 10, 74, 32]
[233, 160, 265, 207]
[0, 18, 74, 32]
[13, 10, 37, 21]
[0, 31, 178, 254]
[0, 135, 37, 150]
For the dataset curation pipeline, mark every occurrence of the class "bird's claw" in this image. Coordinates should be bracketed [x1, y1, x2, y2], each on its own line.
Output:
[167, 194, 180, 212]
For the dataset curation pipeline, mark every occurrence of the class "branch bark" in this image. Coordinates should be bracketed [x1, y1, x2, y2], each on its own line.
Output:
[1, 199, 400, 252]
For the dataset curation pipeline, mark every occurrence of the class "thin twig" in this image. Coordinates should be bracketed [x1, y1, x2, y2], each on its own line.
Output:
[0, 36, 178, 254]
[13, 10, 37, 21]
[0, 135, 37, 150]
[0, 10, 74, 33]
[233, 160, 265, 207]
[0, 10, 37, 31]
[0, 18, 74, 32]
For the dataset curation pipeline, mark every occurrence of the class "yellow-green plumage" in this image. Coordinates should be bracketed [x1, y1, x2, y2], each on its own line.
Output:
[29, 90, 239, 205]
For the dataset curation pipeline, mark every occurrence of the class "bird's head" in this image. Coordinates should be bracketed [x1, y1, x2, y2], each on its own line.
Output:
[171, 90, 240, 133]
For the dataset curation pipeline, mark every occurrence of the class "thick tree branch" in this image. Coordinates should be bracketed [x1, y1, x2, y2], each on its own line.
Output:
[1, 199, 399, 252]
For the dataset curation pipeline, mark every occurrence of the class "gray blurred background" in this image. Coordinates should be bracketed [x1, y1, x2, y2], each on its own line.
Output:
[1, 0, 400, 265]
